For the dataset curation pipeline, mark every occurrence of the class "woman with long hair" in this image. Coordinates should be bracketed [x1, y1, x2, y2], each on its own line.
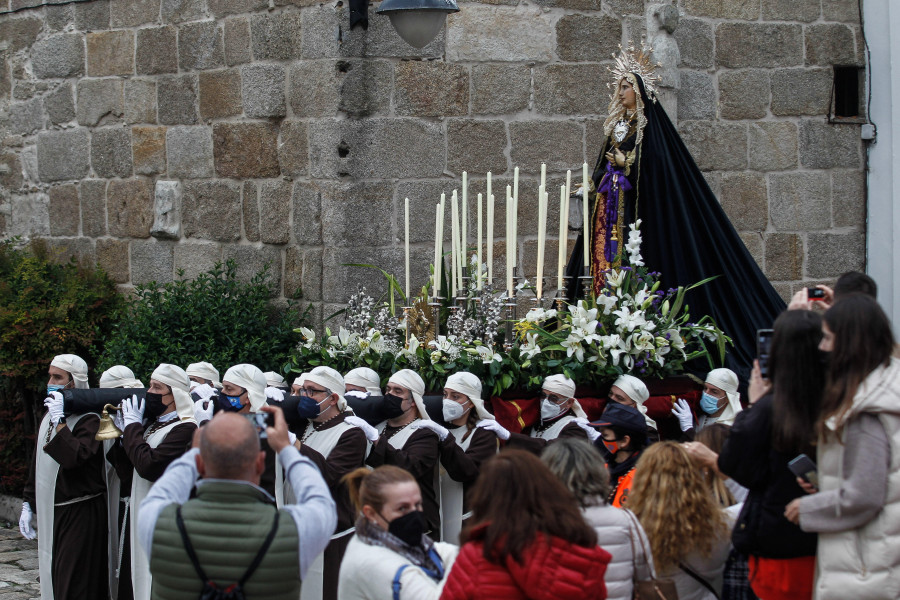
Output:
[440, 450, 611, 600]
[541, 438, 653, 600]
[338, 466, 457, 599]
[784, 295, 900, 599]
[629, 442, 731, 600]
[715, 309, 824, 600]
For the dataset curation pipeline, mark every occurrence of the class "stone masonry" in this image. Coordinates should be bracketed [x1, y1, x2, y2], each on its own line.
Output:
[0, 0, 867, 328]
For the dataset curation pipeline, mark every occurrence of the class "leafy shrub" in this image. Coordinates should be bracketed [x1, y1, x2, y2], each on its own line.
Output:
[99, 260, 305, 381]
[0, 238, 124, 494]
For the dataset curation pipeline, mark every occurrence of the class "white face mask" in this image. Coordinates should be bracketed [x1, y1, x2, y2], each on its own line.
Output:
[442, 398, 470, 422]
[540, 397, 567, 422]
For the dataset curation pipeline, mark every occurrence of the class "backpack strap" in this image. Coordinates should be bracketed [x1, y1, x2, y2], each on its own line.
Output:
[176, 506, 211, 584]
[679, 561, 721, 599]
[238, 510, 281, 587]
[391, 565, 412, 600]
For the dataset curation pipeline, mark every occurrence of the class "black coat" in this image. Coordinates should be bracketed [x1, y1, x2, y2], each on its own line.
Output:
[718, 394, 816, 558]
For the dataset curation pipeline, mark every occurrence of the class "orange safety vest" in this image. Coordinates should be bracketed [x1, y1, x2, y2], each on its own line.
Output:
[612, 467, 636, 508]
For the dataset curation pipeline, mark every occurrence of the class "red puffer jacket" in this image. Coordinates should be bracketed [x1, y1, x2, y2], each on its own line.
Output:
[440, 528, 611, 600]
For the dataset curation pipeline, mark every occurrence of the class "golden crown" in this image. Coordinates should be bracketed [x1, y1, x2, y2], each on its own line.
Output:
[608, 41, 662, 100]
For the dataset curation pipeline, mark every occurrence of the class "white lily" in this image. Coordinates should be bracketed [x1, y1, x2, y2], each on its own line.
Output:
[476, 345, 501, 364]
[519, 332, 542, 359]
[606, 269, 627, 288]
[299, 326, 316, 341]
[596, 293, 618, 315]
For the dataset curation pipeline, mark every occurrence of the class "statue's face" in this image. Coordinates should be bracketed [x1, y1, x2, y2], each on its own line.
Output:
[619, 79, 637, 111]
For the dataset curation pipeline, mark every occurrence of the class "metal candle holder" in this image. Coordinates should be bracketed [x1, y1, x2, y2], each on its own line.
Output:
[429, 296, 444, 340]
[578, 274, 594, 299]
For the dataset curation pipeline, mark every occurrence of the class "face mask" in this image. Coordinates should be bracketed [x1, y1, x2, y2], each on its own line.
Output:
[296, 395, 329, 420]
[540, 397, 566, 422]
[699, 393, 722, 415]
[442, 398, 470, 422]
[47, 384, 65, 395]
[216, 393, 244, 413]
[382, 393, 407, 419]
[383, 510, 426, 547]
[144, 392, 168, 420]
[602, 438, 621, 455]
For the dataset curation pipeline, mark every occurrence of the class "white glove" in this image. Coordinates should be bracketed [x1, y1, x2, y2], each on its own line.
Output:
[193, 383, 217, 400]
[345, 390, 368, 400]
[265, 387, 285, 402]
[345, 415, 379, 442]
[19, 502, 36, 540]
[672, 399, 694, 432]
[113, 410, 126, 433]
[477, 419, 510, 441]
[288, 431, 298, 446]
[193, 399, 214, 425]
[189, 380, 199, 391]
[573, 417, 601, 443]
[413, 419, 449, 441]
[44, 392, 64, 426]
[121, 394, 144, 427]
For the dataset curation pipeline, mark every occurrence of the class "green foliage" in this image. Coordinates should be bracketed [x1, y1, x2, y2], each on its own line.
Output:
[0, 237, 123, 494]
[99, 260, 306, 381]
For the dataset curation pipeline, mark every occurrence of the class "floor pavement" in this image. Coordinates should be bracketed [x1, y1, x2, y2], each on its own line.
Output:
[0, 523, 40, 600]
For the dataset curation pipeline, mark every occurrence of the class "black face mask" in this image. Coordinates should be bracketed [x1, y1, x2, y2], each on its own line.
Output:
[384, 510, 426, 547]
[214, 392, 242, 413]
[381, 393, 407, 419]
[144, 392, 167, 420]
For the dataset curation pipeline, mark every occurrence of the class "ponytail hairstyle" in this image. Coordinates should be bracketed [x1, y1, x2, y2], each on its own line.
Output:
[819, 294, 895, 437]
[343, 466, 416, 516]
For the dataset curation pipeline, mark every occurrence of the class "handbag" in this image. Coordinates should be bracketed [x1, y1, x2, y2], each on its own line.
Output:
[624, 509, 679, 600]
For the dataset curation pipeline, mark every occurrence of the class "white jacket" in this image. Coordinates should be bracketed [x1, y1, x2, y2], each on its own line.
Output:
[582, 503, 654, 600]
[812, 357, 900, 600]
[338, 535, 458, 600]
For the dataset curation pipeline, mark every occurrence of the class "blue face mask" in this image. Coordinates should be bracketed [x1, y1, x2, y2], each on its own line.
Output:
[214, 393, 244, 413]
[296, 395, 329, 420]
[699, 392, 723, 415]
[47, 384, 65, 395]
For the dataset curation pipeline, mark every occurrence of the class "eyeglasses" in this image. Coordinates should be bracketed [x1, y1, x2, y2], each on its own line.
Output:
[299, 387, 331, 397]
[540, 394, 567, 404]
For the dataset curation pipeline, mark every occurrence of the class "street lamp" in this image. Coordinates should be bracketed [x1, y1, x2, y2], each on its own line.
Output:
[376, 0, 460, 49]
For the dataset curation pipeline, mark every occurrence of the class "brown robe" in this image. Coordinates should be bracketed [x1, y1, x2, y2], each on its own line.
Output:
[439, 426, 498, 512]
[504, 417, 589, 455]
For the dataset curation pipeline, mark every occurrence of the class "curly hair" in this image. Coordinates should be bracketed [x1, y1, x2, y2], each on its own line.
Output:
[628, 442, 729, 573]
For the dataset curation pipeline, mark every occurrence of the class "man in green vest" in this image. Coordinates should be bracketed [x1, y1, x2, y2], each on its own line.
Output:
[137, 406, 336, 600]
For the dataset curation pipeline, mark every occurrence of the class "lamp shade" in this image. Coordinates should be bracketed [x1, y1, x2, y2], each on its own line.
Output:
[376, 0, 460, 48]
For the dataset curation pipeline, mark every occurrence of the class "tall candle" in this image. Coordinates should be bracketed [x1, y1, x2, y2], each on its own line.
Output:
[477, 192, 483, 290]
[558, 185, 566, 291]
[451, 190, 459, 298]
[487, 192, 494, 285]
[582, 162, 590, 272]
[540, 162, 546, 192]
[434, 202, 441, 297]
[512, 177, 518, 282]
[461, 171, 468, 274]
[506, 186, 513, 296]
[404, 197, 410, 302]
[536, 186, 546, 300]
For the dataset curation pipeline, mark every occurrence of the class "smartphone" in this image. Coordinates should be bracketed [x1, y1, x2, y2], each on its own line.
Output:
[756, 329, 774, 379]
[788, 454, 818, 488]
[807, 287, 826, 300]
[249, 412, 275, 439]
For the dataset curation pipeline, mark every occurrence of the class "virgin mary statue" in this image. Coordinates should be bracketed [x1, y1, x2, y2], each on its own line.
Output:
[565, 43, 785, 378]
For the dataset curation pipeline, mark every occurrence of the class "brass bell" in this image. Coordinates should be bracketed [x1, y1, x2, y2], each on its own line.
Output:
[95, 404, 124, 440]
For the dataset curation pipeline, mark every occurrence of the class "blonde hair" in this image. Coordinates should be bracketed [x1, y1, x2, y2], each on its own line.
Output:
[628, 442, 729, 572]
[696, 425, 736, 508]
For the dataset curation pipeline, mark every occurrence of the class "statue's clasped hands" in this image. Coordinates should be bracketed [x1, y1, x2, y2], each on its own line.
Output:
[606, 149, 625, 168]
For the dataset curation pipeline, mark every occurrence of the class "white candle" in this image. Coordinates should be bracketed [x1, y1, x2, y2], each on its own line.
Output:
[487, 192, 494, 285]
[536, 186, 546, 300]
[434, 203, 441, 297]
[558, 185, 566, 291]
[477, 192, 483, 290]
[506, 185, 513, 296]
[582, 162, 590, 272]
[540, 162, 546, 192]
[461, 171, 468, 276]
[451, 190, 459, 298]
[404, 197, 410, 302]
[512, 176, 518, 282]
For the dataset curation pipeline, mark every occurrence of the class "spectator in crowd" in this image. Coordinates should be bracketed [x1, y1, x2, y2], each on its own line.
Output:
[495, 374, 590, 453]
[339, 466, 458, 599]
[629, 442, 732, 600]
[440, 450, 611, 600]
[672, 369, 743, 439]
[714, 310, 823, 600]
[788, 270, 877, 311]
[784, 295, 899, 600]
[365, 370, 443, 540]
[437, 372, 500, 543]
[22, 354, 113, 600]
[594, 403, 649, 507]
[542, 438, 653, 600]
[139, 407, 335, 600]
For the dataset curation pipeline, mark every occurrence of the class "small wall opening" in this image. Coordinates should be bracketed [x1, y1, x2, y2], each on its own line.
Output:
[831, 66, 865, 122]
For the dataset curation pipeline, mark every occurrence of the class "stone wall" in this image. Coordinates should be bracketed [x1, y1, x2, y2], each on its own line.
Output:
[0, 0, 867, 327]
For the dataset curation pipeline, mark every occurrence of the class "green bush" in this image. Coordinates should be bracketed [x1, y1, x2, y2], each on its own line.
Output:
[0, 238, 124, 494]
[99, 260, 305, 381]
